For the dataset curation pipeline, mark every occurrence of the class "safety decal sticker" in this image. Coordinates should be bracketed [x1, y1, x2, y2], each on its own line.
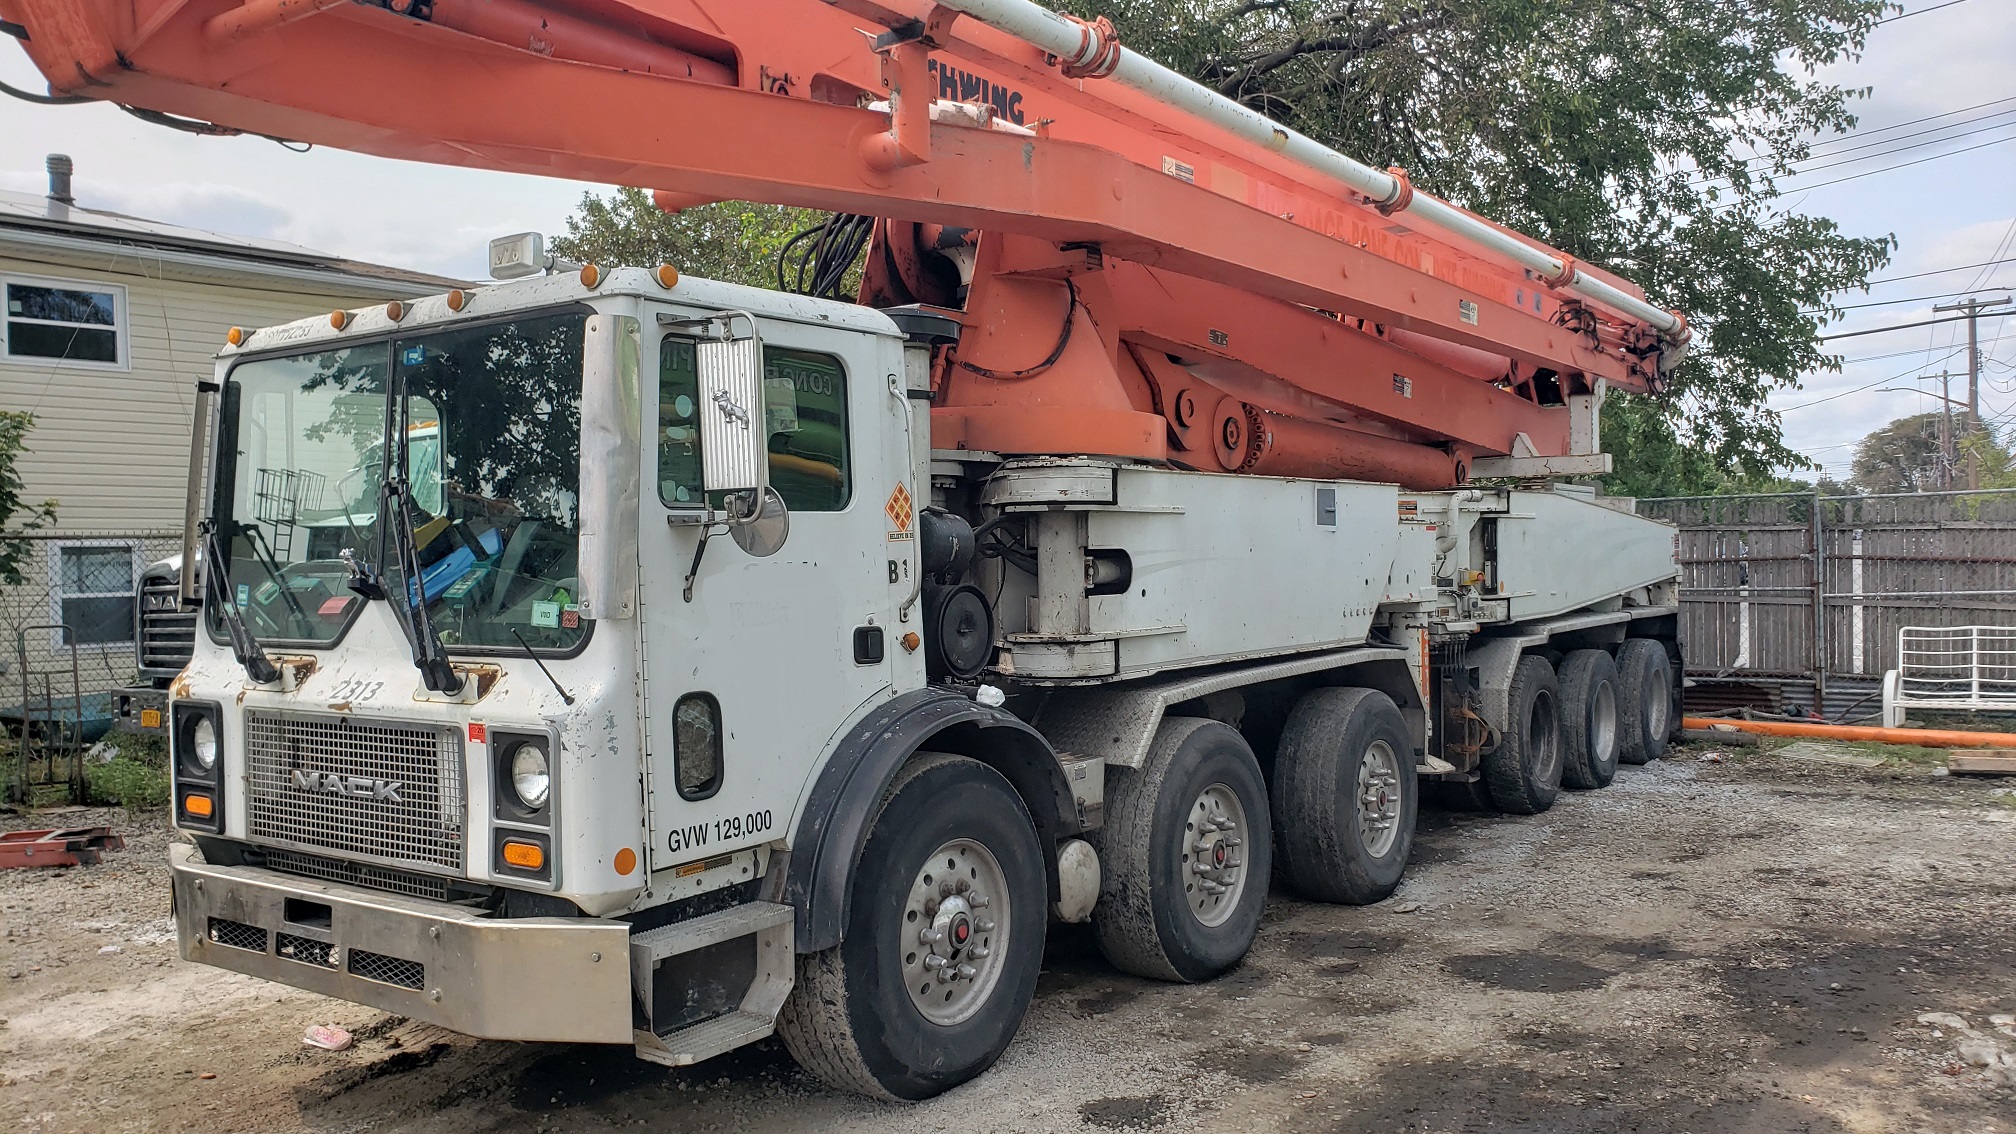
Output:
[885, 482, 915, 541]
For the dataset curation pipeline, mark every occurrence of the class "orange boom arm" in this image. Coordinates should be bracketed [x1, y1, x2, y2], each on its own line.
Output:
[0, 0, 1687, 485]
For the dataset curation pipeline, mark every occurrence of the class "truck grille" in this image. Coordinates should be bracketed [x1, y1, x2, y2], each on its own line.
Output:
[258, 848, 454, 902]
[139, 577, 196, 676]
[245, 711, 465, 872]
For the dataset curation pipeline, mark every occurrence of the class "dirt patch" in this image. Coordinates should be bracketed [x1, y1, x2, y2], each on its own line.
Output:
[1443, 953, 1616, 992]
[1079, 1095, 1169, 1129]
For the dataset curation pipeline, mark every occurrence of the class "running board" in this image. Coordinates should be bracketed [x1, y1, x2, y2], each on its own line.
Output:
[631, 901, 794, 1068]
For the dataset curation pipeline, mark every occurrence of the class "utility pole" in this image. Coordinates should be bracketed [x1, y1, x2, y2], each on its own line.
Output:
[1932, 295, 2013, 424]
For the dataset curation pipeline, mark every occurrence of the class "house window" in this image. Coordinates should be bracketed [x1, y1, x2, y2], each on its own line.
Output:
[49, 542, 139, 648]
[3, 274, 127, 368]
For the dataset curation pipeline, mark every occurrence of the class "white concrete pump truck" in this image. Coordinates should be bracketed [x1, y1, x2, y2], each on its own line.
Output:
[0, 0, 1685, 1103]
[164, 258, 1680, 1100]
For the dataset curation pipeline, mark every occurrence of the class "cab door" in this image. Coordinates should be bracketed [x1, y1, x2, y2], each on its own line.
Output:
[637, 312, 919, 871]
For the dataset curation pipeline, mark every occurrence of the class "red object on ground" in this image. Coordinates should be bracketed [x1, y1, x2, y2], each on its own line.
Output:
[0, 827, 127, 868]
[1682, 716, 2016, 749]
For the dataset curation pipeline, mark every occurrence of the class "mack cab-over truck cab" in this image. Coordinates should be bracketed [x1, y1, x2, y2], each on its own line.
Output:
[167, 261, 1681, 1100]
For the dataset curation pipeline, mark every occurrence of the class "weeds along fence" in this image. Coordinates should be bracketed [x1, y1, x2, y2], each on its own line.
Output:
[1637, 489, 2016, 719]
[2, 530, 180, 803]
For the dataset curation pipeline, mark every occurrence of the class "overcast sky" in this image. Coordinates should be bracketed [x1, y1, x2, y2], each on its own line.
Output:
[2, 3, 2012, 481]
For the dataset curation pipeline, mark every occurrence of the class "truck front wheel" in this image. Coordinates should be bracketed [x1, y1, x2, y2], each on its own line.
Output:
[1272, 687, 1418, 904]
[1091, 717, 1271, 983]
[777, 752, 1045, 1100]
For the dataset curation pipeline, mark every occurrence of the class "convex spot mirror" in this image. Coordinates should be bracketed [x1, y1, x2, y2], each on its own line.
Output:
[729, 486, 790, 558]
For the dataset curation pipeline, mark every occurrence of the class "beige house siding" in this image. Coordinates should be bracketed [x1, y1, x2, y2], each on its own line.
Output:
[1, 253, 404, 534]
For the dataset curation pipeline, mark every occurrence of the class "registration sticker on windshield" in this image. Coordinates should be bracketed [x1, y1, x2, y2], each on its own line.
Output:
[235, 583, 250, 608]
[402, 345, 427, 366]
[531, 600, 561, 628]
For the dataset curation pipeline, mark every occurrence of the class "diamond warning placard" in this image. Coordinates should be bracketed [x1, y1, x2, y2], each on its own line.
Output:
[885, 482, 914, 540]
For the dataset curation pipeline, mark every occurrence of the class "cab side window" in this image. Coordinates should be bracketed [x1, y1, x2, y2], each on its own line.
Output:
[659, 338, 850, 512]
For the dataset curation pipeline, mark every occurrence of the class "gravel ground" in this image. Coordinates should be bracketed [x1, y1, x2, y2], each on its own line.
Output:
[5, 740, 2016, 1133]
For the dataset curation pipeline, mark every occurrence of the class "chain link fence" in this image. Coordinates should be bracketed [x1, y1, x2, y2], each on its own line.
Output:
[2, 530, 181, 803]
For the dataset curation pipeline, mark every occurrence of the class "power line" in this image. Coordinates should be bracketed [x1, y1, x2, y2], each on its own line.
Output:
[1694, 106, 2016, 184]
[1785, 118, 2016, 177]
[1807, 93, 2016, 151]
[1821, 310, 2012, 341]
[1805, 286, 2012, 314]
[1781, 134, 2016, 194]
[1875, 0, 1975, 24]
[1782, 347, 1968, 411]
[1856, 256, 2016, 287]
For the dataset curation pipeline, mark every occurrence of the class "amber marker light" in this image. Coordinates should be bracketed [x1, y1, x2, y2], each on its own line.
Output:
[225, 326, 245, 346]
[579, 263, 601, 288]
[182, 793, 214, 818]
[445, 289, 467, 311]
[614, 848, 638, 876]
[385, 300, 405, 321]
[501, 840, 545, 870]
[901, 632, 921, 652]
[654, 264, 679, 289]
[329, 309, 351, 330]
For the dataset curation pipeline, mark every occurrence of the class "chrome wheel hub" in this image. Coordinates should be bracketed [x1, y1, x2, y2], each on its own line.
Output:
[1592, 681, 1619, 766]
[1182, 783, 1249, 927]
[1357, 739, 1403, 857]
[902, 838, 1009, 1026]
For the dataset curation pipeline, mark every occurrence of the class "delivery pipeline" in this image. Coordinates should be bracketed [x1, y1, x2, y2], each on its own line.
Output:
[1682, 716, 2016, 749]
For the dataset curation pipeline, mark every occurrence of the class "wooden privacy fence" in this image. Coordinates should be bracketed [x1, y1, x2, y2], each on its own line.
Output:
[1637, 489, 2016, 711]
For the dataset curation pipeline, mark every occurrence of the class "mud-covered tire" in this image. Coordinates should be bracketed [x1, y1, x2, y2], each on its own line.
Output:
[1090, 718, 1270, 983]
[1558, 649, 1621, 790]
[1272, 687, 1418, 904]
[1482, 655, 1562, 815]
[1617, 639, 1674, 766]
[777, 752, 1045, 1100]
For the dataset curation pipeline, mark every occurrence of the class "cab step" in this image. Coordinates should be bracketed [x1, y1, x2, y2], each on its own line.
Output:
[630, 900, 794, 1068]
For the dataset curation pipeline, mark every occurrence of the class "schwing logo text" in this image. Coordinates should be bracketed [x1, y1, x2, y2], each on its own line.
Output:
[927, 60, 1028, 126]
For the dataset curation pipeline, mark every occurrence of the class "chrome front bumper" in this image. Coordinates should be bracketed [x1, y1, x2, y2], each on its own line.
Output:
[169, 843, 631, 1043]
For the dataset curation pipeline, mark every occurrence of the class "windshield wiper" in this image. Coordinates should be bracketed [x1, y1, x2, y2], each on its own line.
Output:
[380, 474, 464, 695]
[200, 521, 281, 684]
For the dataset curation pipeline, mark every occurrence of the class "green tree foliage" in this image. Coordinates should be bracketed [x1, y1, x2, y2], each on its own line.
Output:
[0, 410, 58, 586]
[1051, 0, 1895, 495]
[1850, 414, 2016, 493]
[550, 188, 820, 290]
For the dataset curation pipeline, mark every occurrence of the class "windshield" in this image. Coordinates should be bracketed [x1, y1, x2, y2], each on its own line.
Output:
[208, 310, 590, 653]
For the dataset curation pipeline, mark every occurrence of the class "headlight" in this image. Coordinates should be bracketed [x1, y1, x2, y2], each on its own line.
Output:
[191, 717, 219, 771]
[509, 743, 550, 809]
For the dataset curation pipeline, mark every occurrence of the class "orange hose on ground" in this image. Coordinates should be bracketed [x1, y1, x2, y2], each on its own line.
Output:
[1682, 717, 2016, 749]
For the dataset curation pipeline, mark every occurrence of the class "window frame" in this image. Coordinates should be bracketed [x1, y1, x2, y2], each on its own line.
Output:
[2, 272, 129, 372]
[46, 539, 144, 651]
[656, 335, 855, 514]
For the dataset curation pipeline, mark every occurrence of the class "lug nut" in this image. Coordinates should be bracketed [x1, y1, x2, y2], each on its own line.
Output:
[977, 919, 995, 933]
[956, 963, 977, 979]
[969, 945, 990, 959]
[940, 881, 955, 897]
[924, 954, 947, 970]
[1192, 862, 1212, 874]
[919, 928, 945, 944]
[955, 878, 971, 893]
[971, 893, 990, 908]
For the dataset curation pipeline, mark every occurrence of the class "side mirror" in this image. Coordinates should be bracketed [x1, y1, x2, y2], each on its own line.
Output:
[695, 317, 768, 499]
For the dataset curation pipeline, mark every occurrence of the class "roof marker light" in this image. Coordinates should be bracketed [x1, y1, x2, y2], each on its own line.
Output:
[329, 310, 351, 330]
